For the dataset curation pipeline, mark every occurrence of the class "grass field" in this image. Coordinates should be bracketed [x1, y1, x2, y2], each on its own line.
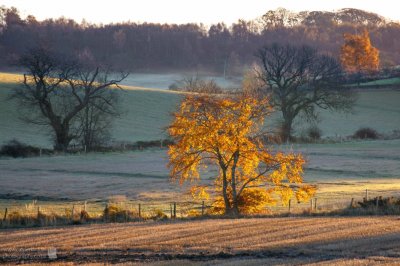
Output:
[1, 217, 400, 264]
[357, 77, 400, 87]
[1, 72, 400, 148]
[1, 139, 399, 218]
[0, 73, 183, 148]
[1, 71, 400, 215]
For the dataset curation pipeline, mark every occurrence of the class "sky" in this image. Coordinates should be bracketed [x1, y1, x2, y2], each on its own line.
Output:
[1, 0, 399, 25]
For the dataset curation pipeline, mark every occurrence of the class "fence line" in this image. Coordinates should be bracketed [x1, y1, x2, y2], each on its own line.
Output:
[1, 188, 399, 225]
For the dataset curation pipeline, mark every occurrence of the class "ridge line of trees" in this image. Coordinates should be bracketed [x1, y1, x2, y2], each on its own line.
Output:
[1, 6, 400, 73]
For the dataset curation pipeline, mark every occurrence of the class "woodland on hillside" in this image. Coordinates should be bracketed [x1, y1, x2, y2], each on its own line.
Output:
[1, 7, 400, 74]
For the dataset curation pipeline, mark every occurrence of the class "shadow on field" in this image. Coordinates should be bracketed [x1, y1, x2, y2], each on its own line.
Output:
[1, 230, 399, 264]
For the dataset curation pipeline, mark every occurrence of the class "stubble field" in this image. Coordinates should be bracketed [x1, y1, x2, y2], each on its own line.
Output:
[1, 217, 400, 264]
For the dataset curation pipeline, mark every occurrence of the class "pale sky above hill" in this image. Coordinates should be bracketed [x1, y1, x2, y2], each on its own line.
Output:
[2, 0, 399, 25]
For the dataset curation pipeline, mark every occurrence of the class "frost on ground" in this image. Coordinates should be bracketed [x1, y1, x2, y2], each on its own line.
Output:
[1, 78, 400, 148]
[1, 140, 400, 204]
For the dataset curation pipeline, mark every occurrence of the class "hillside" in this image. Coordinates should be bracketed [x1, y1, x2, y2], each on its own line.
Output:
[0, 73, 183, 148]
[1, 72, 400, 148]
[1, 217, 400, 264]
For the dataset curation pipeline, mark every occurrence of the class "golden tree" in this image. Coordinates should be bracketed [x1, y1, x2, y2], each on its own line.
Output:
[340, 29, 379, 74]
[168, 94, 316, 216]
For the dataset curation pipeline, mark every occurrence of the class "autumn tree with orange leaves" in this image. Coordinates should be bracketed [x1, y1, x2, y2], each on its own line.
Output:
[168, 94, 316, 216]
[340, 29, 379, 74]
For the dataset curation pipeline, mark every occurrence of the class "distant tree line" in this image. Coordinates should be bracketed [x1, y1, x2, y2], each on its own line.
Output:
[1, 6, 400, 74]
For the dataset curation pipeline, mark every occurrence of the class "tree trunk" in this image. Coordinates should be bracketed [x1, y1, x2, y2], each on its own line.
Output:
[221, 168, 231, 215]
[54, 136, 70, 152]
[83, 106, 91, 151]
[53, 122, 71, 152]
[230, 151, 240, 216]
[281, 117, 293, 143]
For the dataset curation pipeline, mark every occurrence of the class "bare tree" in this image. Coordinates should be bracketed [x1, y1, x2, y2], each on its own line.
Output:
[72, 66, 122, 151]
[77, 98, 115, 151]
[13, 47, 128, 151]
[170, 75, 223, 94]
[255, 43, 355, 141]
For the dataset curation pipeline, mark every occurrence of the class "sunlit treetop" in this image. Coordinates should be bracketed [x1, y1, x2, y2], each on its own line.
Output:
[340, 29, 379, 73]
[168, 94, 316, 215]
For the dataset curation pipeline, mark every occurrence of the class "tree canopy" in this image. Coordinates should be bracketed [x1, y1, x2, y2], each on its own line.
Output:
[0, 6, 399, 73]
[340, 29, 380, 74]
[168, 94, 316, 216]
[254, 43, 355, 142]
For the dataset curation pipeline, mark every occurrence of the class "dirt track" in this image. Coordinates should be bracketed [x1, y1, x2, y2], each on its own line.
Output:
[1, 216, 400, 265]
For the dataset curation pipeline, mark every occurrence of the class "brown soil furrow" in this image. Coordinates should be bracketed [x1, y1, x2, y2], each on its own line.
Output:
[0, 223, 133, 246]
[95, 218, 275, 249]
[0, 221, 200, 249]
[249, 218, 400, 250]
[144, 217, 319, 250]
[2, 217, 400, 264]
[64, 219, 270, 250]
[176, 217, 355, 249]
[2, 217, 399, 254]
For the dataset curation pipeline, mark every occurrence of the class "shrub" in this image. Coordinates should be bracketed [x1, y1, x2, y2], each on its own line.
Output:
[186, 209, 201, 217]
[103, 204, 129, 222]
[168, 82, 179, 91]
[353, 127, 379, 139]
[340, 196, 400, 215]
[80, 210, 90, 222]
[7, 211, 25, 225]
[6, 211, 38, 227]
[0, 139, 40, 158]
[36, 211, 57, 226]
[307, 126, 322, 140]
[149, 209, 168, 220]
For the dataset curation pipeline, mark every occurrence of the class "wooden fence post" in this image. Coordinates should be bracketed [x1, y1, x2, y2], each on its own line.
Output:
[138, 204, 141, 218]
[173, 202, 176, 218]
[314, 198, 318, 211]
[365, 189, 369, 201]
[350, 198, 354, 208]
[310, 199, 313, 212]
[37, 206, 41, 218]
[201, 201, 205, 216]
[170, 204, 173, 218]
[3, 208, 7, 221]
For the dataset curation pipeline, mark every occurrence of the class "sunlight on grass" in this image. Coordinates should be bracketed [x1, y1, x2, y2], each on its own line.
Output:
[0, 72, 23, 84]
[0, 71, 178, 93]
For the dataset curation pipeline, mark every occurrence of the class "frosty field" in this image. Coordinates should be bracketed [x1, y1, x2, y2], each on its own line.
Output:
[1, 140, 400, 216]
[0, 72, 400, 148]
[1, 72, 400, 213]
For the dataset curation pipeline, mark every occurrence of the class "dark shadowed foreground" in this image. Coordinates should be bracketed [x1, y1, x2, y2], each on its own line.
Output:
[1, 217, 400, 265]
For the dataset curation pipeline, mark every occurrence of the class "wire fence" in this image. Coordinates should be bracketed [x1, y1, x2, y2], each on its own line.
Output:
[1, 188, 400, 226]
